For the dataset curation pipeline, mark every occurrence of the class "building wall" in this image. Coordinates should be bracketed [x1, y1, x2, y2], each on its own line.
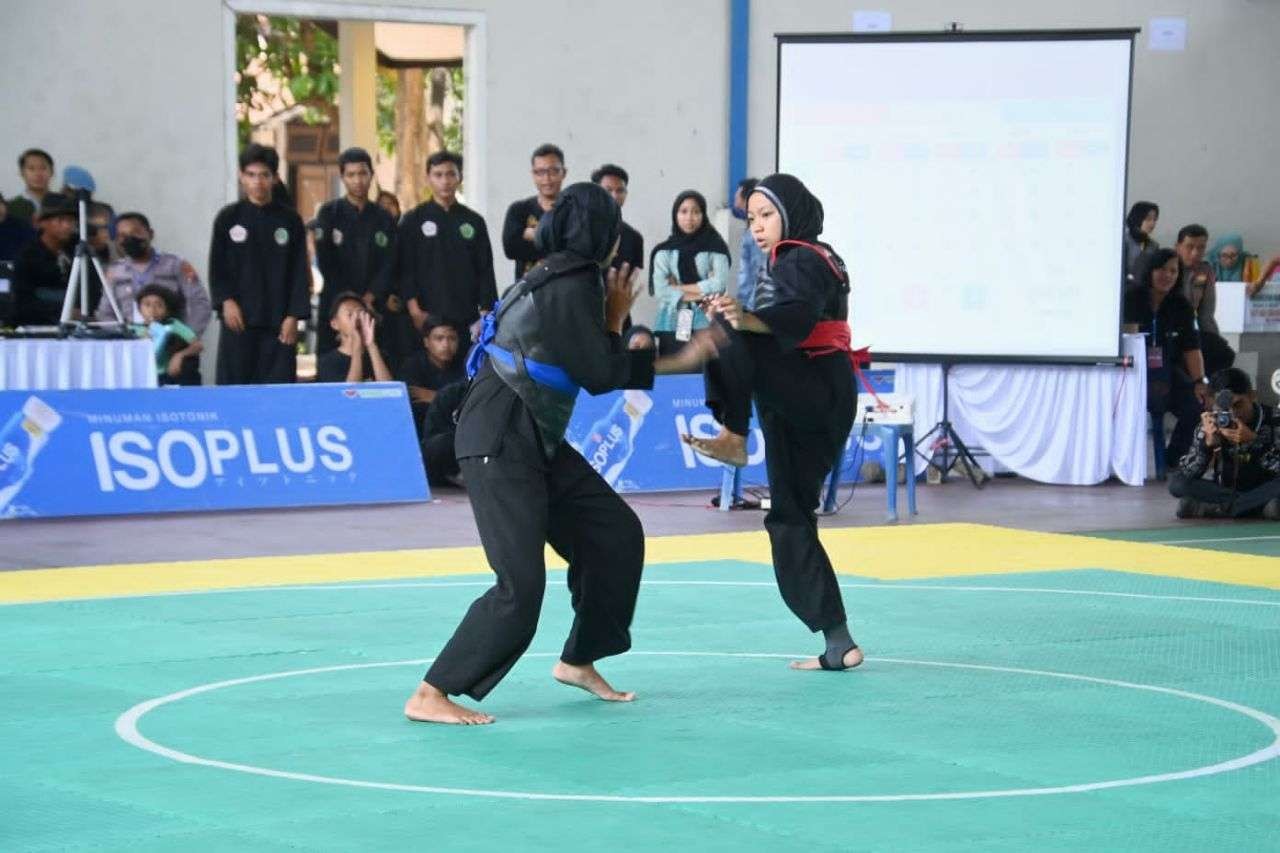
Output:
[748, 0, 1280, 256]
[0, 0, 731, 323]
[2, 0, 1276, 346]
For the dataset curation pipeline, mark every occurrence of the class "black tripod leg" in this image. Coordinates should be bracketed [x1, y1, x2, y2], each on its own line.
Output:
[945, 425, 987, 489]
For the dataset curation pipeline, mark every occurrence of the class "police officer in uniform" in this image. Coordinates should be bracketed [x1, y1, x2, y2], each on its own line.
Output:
[98, 211, 212, 380]
[312, 147, 395, 355]
[208, 144, 310, 384]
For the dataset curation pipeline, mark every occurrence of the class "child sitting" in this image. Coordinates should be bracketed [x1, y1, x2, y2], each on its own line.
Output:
[132, 284, 202, 385]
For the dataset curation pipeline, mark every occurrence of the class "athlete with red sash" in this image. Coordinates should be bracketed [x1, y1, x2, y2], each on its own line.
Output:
[688, 173, 864, 671]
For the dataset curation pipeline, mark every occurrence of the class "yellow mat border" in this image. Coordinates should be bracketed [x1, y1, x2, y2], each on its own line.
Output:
[3, 523, 1277, 605]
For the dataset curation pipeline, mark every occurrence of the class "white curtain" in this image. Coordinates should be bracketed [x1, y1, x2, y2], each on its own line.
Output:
[0, 339, 158, 390]
[892, 334, 1147, 485]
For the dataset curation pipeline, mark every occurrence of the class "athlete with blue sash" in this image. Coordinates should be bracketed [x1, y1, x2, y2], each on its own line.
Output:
[405, 183, 718, 725]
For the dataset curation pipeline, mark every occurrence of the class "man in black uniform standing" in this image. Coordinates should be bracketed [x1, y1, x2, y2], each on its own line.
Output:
[501, 143, 565, 283]
[209, 144, 310, 384]
[404, 183, 718, 725]
[397, 151, 496, 345]
[592, 163, 644, 272]
[312, 147, 396, 355]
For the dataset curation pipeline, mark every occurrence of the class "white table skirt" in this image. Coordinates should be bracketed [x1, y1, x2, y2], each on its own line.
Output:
[0, 338, 158, 390]
[892, 334, 1148, 486]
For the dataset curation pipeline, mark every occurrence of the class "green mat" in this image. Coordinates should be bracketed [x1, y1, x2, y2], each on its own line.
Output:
[3, 562, 1278, 851]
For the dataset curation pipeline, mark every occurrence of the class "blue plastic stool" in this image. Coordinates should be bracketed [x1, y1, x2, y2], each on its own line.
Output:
[822, 422, 917, 522]
[718, 464, 744, 512]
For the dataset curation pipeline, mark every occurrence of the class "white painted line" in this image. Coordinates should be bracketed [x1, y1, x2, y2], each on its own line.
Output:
[114, 651, 1280, 804]
[1153, 534, 1280, 546]
[11, 578, 1275, 609]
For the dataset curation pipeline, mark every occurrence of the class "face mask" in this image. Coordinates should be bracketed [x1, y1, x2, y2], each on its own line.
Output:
[121, 236, 150, 259]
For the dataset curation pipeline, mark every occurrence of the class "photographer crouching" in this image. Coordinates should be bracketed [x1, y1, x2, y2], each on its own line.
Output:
[1169, 368, 1280, 519]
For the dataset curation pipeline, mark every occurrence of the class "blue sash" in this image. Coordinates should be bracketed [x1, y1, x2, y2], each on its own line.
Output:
[465, 300, 580, 396]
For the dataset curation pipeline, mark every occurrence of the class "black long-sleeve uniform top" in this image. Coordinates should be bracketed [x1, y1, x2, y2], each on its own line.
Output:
[501, 196, 549, 283]
[12, 239, 72, 326]
[208, 199, 310, 328]
[313, 197, 395, 301]
[396, 199, 497, 324]
[455, 263, 655, 468]
[752, 243, 849, 350]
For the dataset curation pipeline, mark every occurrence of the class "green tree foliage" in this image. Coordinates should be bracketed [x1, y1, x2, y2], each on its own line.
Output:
[236, 15, 339, 146]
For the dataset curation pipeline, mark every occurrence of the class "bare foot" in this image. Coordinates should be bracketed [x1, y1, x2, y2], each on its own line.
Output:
[552, 661, 636, 702]
[789, 646, 864, 671]
[682, 429, 748, 467]
[404, 681, 494, 725]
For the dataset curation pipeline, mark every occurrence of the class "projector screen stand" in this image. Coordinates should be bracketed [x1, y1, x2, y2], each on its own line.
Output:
[914, 363, 987, 489]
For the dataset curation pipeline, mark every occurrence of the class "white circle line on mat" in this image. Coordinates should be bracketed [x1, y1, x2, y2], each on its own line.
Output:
[114, 651, 1280, 804]
[240, 579, 1280, 608]
[11, 580, 1280, 609]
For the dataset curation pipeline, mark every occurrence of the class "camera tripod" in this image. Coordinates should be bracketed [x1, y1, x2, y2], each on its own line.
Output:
[913, 362, 987, 489]
[58, 189, 126, 332]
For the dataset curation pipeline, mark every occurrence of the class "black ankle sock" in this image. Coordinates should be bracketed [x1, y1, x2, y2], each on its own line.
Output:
[823, 622, 855, 664]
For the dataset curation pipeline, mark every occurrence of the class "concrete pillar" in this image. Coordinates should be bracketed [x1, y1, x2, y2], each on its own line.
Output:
[338, 21, 378, 155]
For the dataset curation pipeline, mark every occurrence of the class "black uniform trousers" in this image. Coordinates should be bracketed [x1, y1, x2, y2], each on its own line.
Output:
[1169, 472, 1280, 516]
[424, 442, 645, 700]
[704, 327, 853, 632]
[216, 326, 296, 385]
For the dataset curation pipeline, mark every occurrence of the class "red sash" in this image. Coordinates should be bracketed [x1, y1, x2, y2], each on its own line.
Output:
[772, 239, 882, 406]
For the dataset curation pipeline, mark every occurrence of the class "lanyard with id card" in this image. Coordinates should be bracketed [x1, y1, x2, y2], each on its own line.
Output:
[1147, 316, 1168, 374]
[675, 304, 695, 342]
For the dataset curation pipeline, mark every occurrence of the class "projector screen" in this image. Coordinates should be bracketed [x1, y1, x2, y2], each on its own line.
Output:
[777, 31, 1135, 362]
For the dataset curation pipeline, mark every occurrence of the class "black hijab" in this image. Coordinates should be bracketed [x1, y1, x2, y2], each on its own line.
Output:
[650, 190, 731, 291]
[750, 173, 825, 246]
[534, 182, 621, 265]
[1126, 201, 1158, 243]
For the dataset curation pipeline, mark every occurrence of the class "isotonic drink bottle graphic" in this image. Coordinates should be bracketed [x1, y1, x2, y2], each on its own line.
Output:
[0, 396, 63, 514]
[578, 390, 653, 485]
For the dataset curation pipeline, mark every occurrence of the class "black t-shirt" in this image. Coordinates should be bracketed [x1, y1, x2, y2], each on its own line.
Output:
[612, 220, 645, 271]
[315, 349, 374, 383]
[501, 195, 549, 283]
[12, 238, 72, 325]
[313, 197, 395, 302]
[396, 200, 497, 325]
[399, 350, 465, 391]
[1122, 287, 1199, 375]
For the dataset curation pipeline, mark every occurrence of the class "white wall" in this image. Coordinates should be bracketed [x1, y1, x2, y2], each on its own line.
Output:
[749, 0, 1280, 257]
[2, 0, 1277, 338]
[0, 0, 731, 326]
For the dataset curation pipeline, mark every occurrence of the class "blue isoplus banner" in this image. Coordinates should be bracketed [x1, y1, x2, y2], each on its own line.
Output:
[0, 383, 429, 520]
[566, 370, 894, 492]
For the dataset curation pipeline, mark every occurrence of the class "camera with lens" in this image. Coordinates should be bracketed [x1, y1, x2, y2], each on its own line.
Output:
[1211, 388, 1236, 430]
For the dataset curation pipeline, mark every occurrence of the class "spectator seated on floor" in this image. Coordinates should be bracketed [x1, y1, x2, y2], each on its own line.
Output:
[314, 291, 393, 383]
[421, 378, 467, 488]
[130, 284, 203, 386]
[399, 318, 465, 430]
[1169, 368, 1280, 520]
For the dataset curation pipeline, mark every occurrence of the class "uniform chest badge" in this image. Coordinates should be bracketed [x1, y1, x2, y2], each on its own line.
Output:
[421, 220, 438, 237]
[332, 228, 344, 246]
[459, 223, 476, 240]
[229, 224, 248, 243]
[374, 230, 389, 248]
[274, 227, 289, 245]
